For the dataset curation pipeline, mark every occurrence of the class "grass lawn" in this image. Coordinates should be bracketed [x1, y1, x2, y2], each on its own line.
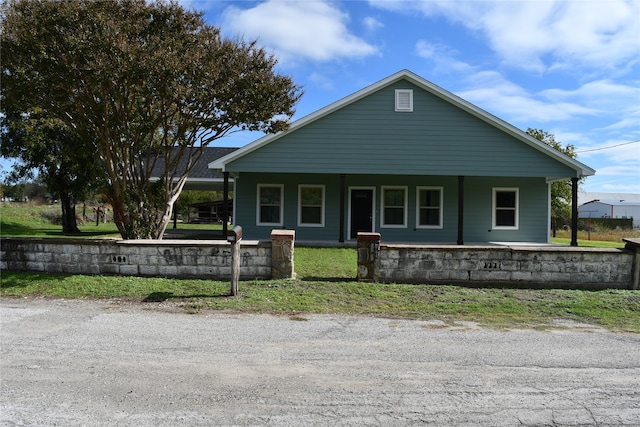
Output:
[551, 229, 637, 248]
[1, 202, 121, 238]
[0, 202, 221, 238]
[2, 273, 638, 333]
[2, 202, 639, 332]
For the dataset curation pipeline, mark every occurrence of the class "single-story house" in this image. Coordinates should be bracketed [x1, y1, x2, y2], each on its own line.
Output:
[579, 200, 640, 228]
[209, 70, 595, 244]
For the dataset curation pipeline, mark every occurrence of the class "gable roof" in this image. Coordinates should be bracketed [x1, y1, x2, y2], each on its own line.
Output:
[579, 192, 640, 205]
[150, 146, 238, 190]
[580, 199, 640, 207]
[209, 69, 594, 178]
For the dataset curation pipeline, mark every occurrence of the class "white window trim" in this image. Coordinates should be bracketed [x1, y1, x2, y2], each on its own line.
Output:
[297, 185, 325, 227]
[395, 89, 413, 112]
[381, 186, 408, 228]
[257, 184, 284, 226]
[492, 187, 519, 230]
[416, 186, 443, 229]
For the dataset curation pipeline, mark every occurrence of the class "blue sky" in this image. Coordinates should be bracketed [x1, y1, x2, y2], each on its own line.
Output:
[2, 0, 637, 195]
[187, 0, 640, 195]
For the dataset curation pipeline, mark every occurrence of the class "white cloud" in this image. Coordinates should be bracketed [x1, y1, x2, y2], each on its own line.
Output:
[415, 40, 474, 74]
[599, 116, 640, 133]
[370, 0, 640, 75]
[580, 140, 640, 165]
[222, 1, 378, 64]
[594, 165, 640, 176]
[363, 16, 384, 32]
[457, 71, 598, 123]
[601, 183, 640, 192]
[540, 80, 640, 113]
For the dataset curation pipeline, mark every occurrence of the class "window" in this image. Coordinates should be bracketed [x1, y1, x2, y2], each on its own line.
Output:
[493, 188, 519, 229]
[417, 187, 443, 228]
[381, 186, 407, 227]
[395, 89, 413, 112]
[257, 184, 283, 226]
[298, 185, 325, 227]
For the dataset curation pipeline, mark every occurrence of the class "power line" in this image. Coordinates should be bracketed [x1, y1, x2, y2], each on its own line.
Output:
[577, 139, 640, 153]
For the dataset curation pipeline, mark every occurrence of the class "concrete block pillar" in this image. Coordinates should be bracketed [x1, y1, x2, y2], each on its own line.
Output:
[357, 232, 381, 282]
[624, 238, 640, 290]
[271, 230, 296, 279]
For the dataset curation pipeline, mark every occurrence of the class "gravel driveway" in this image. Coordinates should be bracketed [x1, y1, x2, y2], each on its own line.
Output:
[1, 297, 639, 426]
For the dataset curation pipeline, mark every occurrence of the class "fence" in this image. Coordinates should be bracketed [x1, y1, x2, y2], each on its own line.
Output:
[357, 233, 639, 290]
[3, 233, 639, 290]
[1, 230, 296, 281]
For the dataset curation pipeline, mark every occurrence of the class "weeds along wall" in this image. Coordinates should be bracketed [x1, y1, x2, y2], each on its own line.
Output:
[3, 235, 639, 289]
[0, 238, 274, 280]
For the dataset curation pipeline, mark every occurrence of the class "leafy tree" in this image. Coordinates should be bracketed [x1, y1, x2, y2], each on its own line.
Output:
[1, 109, 105, 232]
[1, 0, 301, 239]
[526, 128, 577, 225]
[1, 181, 25, 201]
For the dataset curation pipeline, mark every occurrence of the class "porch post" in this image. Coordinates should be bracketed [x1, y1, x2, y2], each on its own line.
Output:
[457, 175, 464, 245]
[223, 171, 230, 238]
[571, 177, 578, 247]
[339, 174, 346, 243]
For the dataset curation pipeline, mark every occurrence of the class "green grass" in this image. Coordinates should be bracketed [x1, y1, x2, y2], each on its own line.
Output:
[295, 246, 357, 279]
[550, 237, 628, 248]
[0, 202, 222, 238]
[2, 247, 639, 332]
[551, 229, 639, 248]
[2, 203, 639, 332]
[1, 202, 120, 238]
[2, 272, 638, 332]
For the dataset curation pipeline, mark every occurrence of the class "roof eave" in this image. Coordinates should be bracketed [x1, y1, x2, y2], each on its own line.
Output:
[209, 69, 596, 178]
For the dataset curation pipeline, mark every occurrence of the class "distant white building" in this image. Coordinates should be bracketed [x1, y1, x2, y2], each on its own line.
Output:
[578, 199, 640, 228]
[578, 191, 640, 205]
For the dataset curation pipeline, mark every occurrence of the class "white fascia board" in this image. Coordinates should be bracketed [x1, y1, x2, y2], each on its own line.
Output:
[402, 70, 596, 178]
[208, 71, 413, 172]
[209, 69, 596, 178]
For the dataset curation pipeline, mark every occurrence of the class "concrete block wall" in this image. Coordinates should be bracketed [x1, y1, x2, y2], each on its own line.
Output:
[358, 233, 636, 289]
[1, 238, 273, 280]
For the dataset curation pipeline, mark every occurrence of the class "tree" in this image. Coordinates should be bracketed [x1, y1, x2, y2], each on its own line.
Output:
[1, 0, 302, 239]
[1, 109, 105, 233]
[526, 128, 577, 226]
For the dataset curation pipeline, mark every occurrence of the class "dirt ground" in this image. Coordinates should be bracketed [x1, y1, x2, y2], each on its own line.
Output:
[1, 297, 639, 426]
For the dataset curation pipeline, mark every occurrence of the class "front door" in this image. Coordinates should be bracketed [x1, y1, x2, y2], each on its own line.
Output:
[350, 189, 373, 239]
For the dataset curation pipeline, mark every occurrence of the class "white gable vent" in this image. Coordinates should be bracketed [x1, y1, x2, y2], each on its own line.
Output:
[395, 89, 413, 112]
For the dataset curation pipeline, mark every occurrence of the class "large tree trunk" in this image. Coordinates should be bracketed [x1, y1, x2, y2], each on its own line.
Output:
[59, 194, 80, 233]
[153, 179, 188, 239]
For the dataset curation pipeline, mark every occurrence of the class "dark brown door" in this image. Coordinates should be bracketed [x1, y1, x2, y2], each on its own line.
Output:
[350, 189, 373, 238]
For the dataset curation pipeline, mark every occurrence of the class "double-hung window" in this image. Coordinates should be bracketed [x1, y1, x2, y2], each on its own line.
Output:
[493, 188, 519, 229]
[298, 185, 325, 227]
[381, 186, 407, 227]
[257, 184, 283, 226]
[416, 187, 443, 228]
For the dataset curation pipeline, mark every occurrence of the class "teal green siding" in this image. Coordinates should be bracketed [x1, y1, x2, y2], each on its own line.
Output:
[234, 173, 550, 243]
[463, 177, 549, 243]
[235, 173, 343, 241]
[227, 80, 577, 179]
